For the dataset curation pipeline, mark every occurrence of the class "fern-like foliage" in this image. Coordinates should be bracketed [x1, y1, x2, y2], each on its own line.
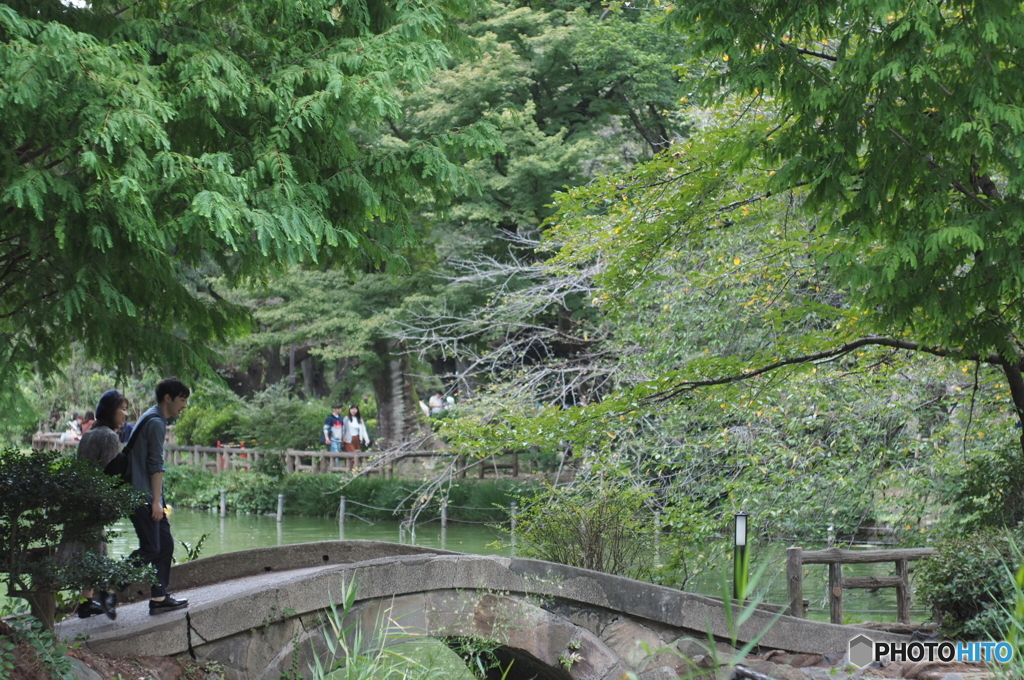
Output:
[0, 0, 499, 385]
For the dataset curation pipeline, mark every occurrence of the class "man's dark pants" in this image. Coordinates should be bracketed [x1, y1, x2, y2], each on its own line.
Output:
[129, 505, 173, 598]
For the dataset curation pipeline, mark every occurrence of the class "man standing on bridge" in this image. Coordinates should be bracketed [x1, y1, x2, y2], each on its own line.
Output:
[126, 377, 191, 615]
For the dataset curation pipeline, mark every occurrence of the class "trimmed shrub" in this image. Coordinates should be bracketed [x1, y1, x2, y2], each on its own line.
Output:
[916, 527, 1024, 638]
[939, 445, 1024, 532]
[514, 482, 656, 579]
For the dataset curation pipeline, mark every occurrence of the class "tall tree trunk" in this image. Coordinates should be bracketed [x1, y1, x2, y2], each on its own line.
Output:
[999, 360, 1024, 455]
[288, 325, 298, 395]
[21, 583, 56, 631]
[372, 340, 422, 444]
[300, 356, 316, 398]
[263, 344, 284, 385]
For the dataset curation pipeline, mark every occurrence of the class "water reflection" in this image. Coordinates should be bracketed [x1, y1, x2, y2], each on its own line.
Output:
[106, 507, 510, 561]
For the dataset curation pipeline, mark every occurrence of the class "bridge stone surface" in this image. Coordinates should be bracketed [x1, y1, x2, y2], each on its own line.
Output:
[56, 541, 906, 680]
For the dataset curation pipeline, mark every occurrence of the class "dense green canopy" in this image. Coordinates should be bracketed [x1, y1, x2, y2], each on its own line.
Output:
[0, 0, 494, 386]
[667, 0, 1024, 420]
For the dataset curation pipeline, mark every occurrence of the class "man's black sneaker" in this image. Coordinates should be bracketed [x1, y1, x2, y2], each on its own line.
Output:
[77, 600, 104, 619]
[101, 592, 118, 620]
[149, 596, 189, 615]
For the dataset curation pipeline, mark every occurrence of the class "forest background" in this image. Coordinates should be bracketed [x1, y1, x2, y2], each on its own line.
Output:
[3, 0, 1024, 635]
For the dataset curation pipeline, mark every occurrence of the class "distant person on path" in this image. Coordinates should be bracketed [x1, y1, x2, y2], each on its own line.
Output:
[125, 378, 190, 615]
[81, 410, 95, 434]
[60, 412, 83, 441]
[323, 405, 345, 452]
[342, 405, 370, 467]
[428, 391, 445, 416]
[69, 390, 131, 619]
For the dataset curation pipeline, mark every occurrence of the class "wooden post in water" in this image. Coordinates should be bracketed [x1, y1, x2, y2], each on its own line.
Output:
[276, 493, 284, 522]
[786, 546, 804, 618]
[654, 511, 661, 564]
[440, 493, 448, 548]
[219, 489, 227, 518]
[895, 559, 910, 623]
[338, 495, 346, 540]
[829, 562, 843, 624]
[510, 501, 518, 555]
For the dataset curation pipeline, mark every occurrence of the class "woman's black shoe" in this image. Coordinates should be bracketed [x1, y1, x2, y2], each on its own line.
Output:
[77, 600, 104, 619]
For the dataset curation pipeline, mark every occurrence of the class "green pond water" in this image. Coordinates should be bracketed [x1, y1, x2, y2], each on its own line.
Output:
[2, 507, 927, 624]
[104, 507, 509, 559]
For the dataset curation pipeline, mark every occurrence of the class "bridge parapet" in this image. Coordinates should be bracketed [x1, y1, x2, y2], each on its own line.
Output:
[57, 543, 908, 680]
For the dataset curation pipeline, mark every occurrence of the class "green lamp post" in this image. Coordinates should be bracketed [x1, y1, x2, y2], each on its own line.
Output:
[733, 511, 749, 601]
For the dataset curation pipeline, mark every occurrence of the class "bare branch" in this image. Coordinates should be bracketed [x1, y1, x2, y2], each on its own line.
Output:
[650, 335, 1006, 403]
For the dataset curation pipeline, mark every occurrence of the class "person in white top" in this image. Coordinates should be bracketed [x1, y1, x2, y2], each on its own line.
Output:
[342, 405, 371, 460]
[428, 391, 445, 416]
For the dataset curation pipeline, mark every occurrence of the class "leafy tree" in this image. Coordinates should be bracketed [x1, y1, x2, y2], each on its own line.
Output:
[427, 96, 1004, 555]
[390, 0, 689, 393]
[201, 1, 690, 442]
[401, 1, 689, 244]
[660, 0, 1024, 449]
[394, 0, 1024, 564]
[519, 0, 1024, 539]
[172, 381, 245, 446]
[0, 448, 150, 629]
[218, 269, 426, 442]
[0, 0, 496, 400]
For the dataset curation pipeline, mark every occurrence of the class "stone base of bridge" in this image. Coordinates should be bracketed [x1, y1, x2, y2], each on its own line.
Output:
[56, 542, 908, 680]
[187, 587, 742, 680]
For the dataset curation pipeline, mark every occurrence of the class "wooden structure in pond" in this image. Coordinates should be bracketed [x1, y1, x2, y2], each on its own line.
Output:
[30, 432, 522, 478]
[786, 546, 936, 624]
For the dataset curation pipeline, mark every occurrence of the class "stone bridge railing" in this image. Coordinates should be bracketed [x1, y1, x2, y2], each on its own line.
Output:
[58, 542, 906, 680]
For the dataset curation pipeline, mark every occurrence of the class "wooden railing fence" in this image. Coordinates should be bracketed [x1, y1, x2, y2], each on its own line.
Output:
[30, 433, 522, 478]
[786, 546, 936, 624]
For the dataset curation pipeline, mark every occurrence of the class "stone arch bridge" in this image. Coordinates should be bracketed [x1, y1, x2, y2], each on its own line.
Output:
[56, 542, 903, 680]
